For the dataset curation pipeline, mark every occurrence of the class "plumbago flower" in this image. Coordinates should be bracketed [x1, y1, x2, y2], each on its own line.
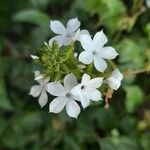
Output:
[49, 17, 89, 47]
[79, 31, 118, 72]
[47, 73, 80, 118]
[105, 69, 123, 90]
[146, 0, 150, 8]
[30, 18, 123, 118]
[29, 71, 50, 107]
[71, 74, 103, 108]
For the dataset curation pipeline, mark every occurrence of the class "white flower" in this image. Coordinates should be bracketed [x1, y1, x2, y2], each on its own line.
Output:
[106, 69, 123, 90]
[79, 30, 118, 72]
[71, 74, 103, 108]
[49, 18, 80, 46]
[146, 0, 150, 8]
[31, 55, 39, 60]
[29, 71, 50, 107]
[47, 73, 80, 118]
[75, 29, 90, 41]
[49, 17, 89, 47]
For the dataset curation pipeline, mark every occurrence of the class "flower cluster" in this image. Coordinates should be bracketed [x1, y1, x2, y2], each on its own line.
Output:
[30, 18, 123, 118]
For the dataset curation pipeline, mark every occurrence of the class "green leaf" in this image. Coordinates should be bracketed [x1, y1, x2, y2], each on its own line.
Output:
[0, 117, 7, 136]
[0, 79, 14, 110]
[30, 0, 50, 8]
[145, 23, 150, 40]
[124, 85, 144, 113]
[85, 0, 126, 32]
[117, 38, 145, 70]
[99, 136, 139, 150]
[140, 133, 150, 150]
[16, 111, 44, 131]
[13, 9, 49, 29]
[63, 136, 80, 150]
[95, 108, 118, 131]
[119, 116, 138, 134]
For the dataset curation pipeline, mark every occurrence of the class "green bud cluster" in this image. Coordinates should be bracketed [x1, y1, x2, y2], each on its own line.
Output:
[34, 41, 116, 83]
[37, 42, 76, 81]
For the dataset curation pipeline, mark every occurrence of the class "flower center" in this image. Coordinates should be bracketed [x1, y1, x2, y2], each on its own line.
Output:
[66, 33, 72, 38]
[81, 85, 85, 90]
[66, 34, 70, 38]
[66, 93, 71, 98]
[92, 51, 97, 55]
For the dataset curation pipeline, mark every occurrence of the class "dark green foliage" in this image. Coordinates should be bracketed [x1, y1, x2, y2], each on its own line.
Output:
[0, 0, 150, 149]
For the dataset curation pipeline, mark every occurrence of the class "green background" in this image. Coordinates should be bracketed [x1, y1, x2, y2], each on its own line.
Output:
[0, 0, 150, 149]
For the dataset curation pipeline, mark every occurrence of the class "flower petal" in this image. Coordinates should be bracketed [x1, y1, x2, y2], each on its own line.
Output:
[73, 29, 80, 41]
[34, 71, 50, 85]
[37, 79, 50, 86]
[94, 57, 107, 72]
[64, 73, 78, 92]
[146, 0, 150, 8]
[63, 37, 74, 46]
[34, 75, 43, 82]
[31, 55, 39, 60]
[29, 85, 42, 97]
[80, 29, 90, 36]
[84, 88, 102, 101]
[93, 31, 108, 50]
[47, 82, 66, 96]
[42, 78, 50, 85]
[50, 20, 66, 35]
[99, 47, 118, 59]
[71, 85, 90, 108]
[80, 34, 93, 51]
[34, 71, 43, 80]
[106, 69, 123, 90]
[49, 97, 67, 113]
[66, 99, 80, 118]
[85, 77, 103, 88]
[71, 85, 81, 100]
[49, 35, 67, 47]
[106, 78, 121, 90]
[80, 92, 90, 108]
[66, 18, 81, 34]
[38, 90, 48, 107]
[81, 73, 91, 84]
[110, 69, 123, 81]
[79, 51, 93, 64]
[76, 29, 90, 41]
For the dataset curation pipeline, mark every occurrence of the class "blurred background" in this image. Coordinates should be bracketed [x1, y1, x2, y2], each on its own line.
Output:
[0, 0, 150, 149]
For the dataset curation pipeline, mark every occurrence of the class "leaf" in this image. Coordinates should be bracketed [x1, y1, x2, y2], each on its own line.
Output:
[85, 0, 126, 32]
[30, 0, 50, 8]
[95, 108, 118, 131]
[117, 38, 145, 70]
[63, 136, 80, 150]
[140, 133, 150, 150]
[124, 85, 144, 113]
[16, 111, 45, 131]
[13, 9, 49, 29]
[119, 116, 138, 134]
[99, 136, 139, 150]
[0, 117, 7, 136]
[145, 23, 150, 40]
[0, 79, 14, 110]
